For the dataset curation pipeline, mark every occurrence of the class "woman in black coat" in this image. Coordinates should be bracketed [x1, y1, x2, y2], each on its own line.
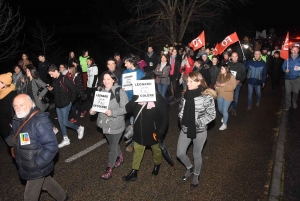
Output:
[122, 77, 169, 181]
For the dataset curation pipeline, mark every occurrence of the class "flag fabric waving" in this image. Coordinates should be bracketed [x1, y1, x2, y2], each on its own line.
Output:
[212, 43, 219, 56]
[216, 32, 239, 55]
[189, 31, 205, 51]
[280, 32, 289, 60]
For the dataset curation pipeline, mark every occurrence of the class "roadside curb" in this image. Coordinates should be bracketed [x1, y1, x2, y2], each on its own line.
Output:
[268, 101, 287, 200]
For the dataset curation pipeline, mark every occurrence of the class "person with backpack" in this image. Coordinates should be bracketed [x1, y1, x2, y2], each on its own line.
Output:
[90, 71, 128, 180]
[47, 64, 85, 148]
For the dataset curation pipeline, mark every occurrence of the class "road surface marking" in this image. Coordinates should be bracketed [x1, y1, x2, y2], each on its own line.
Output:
[65, 139, 107, 162]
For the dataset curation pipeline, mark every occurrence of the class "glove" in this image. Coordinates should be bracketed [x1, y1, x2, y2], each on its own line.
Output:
[5, 135, 16, 147]
[261, 83, 265, 88]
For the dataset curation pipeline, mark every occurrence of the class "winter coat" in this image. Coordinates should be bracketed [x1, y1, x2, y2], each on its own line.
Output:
[96, 85, 128, 134]
[215, 74, 236, 101]
[178, 88, 216, 133]
[0, 89, 17, 139]
[87, 64, 98, 88]
[6, 109, 58, 180]
[12, 72, 26, 94]
[125, 93, 169, 146]
[154, 63, 170, 85]
[209, 64, 220, 86]
[25, 78, 49, 112]
[282, 54, 300, 80]
[193, 65, 211, 86]
[50, 74, 77, 108]
[228, 61, 246, 82]
[73, 72, 86, 99]
[246, 58, 267, 85]
[144, 52, 160, 72]
[270, 57, 284, 79]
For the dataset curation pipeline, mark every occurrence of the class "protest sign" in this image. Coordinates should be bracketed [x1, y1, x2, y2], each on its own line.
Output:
[122, 72, 136, 91]
[92, 91, 111, 113]
[132, 79, 156, 102]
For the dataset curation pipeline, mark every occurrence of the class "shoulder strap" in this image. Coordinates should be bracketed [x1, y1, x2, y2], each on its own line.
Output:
[133, 103, 146, 125]
[13, 110, 40, 139]
[115, 87, 121, 104]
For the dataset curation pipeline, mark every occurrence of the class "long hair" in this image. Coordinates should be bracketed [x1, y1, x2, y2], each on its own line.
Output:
[26, 64, 40, 79]
[183, 71, 208, 94]
[101, 71, 119, 88]
[87, 57, 95, 66]
[217, 64, 231, 83]
[69, 51, 75, 60]
[68, 65, 77, 78]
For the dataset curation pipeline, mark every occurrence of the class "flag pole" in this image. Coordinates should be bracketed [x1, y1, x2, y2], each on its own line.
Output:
[238, 40, 246, 60]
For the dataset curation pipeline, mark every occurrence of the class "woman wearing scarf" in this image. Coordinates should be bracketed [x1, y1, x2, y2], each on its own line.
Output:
[215, 64, 236, 130]
[90, 71, 128, 180]
[0, 72, 17, 140]
[154, 54, 170, 102]
[122, 76, 169, 181]
[12, 65, 26, 94]
[177, 72, 216, 189]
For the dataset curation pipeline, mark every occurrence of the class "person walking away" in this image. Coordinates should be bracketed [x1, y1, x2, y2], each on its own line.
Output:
[47, 64, 85, 148]
[90, 71, 128, 179]
[177, 72, 216, 189]
[215, 64, 236, 130]
[270, 51, 283, 92]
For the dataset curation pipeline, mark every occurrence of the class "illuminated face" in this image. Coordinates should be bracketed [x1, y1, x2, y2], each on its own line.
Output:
[107, 60, 116, 72]
[114, 55, 120, 61]
[59, 65, 66, 73]
[161, 55, 167, 62]
[38, 56, 45, 62]
[48, 70, 60, 79]
[291, 47, 299, 55]
[254, 51, 261, 60]
[26, 69, 32, 78]
[148, 47, 153, 53]
[212, 58, 218, 65]
[70, 52, 75, 58]
[124, 60, 134, 69]
[13, 95, 32, 118]
[0, 81, 6, 89]
[103, 74, 114, 89]
[22, 54, 27, 60]
[14, 66, 21, 74]
[87, 59, 92, 66]
[221, 66, 226, 75]
[231, 53, 238, 62]
[187, 76, 200, 90]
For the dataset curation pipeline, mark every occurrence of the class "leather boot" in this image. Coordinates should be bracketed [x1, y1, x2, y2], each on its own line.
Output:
[152, 164, 161, 176]
[122, 169, 138, 181]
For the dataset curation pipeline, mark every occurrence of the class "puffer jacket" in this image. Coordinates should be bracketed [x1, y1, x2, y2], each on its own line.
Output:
[282, 54, 300, 80]
[96, 84, 128, 134]
[6, 109, 58, 180]
[178, 88, 216, 133]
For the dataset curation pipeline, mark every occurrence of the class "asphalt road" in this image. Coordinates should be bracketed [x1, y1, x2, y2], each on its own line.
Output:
[0, 78, 284, 201]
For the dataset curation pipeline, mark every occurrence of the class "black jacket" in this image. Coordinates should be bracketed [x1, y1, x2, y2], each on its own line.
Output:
[144, 52, 159, 72]
[51, 74, 77, 108]
[6, 109, 58, 180]
[193, 65, 211, 86]
[228, 61, 246, 82]
[125, 93, 169, 146]
[270, 57, 284, 79]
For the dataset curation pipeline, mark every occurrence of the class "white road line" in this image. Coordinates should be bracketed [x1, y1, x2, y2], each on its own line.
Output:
[65, 139, 107, 163]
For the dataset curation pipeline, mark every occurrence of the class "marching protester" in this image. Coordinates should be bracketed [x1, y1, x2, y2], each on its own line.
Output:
[270, 51, 283, 92]
[122, 76, 169, 181]
[79, 49, 90, 90]
[177, 72, 216, 189]
[154, 54, 171, 102]
[12, 64, 26, 94]
[90, 71, 128, 180]
[6, 94, 68, 201]
[86, 57, 98, 104]
[18, 53, 32, 71]
[215, 64, 236, 130]
[47, 64, 85, 148]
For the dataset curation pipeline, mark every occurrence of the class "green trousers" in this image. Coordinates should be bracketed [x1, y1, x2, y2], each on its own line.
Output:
[132, 141, 162, 170]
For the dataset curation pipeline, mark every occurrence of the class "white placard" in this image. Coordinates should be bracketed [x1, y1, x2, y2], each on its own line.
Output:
[92, 91, 111, 113]
[230, 70, 237, 78]
[132, 79, 156, 102]
[122, 72, 137, 91]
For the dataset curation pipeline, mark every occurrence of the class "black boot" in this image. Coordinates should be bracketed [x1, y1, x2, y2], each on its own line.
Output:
[122, 169, 138, 181]
[182, 166, 194, 181]
[190, 174, 200, 189]
[152, 164, 161, 176]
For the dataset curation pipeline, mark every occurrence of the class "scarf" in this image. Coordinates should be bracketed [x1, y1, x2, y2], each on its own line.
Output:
[0, 84, 16, 99]
[159, 62, 167, 71]
[147, 52, 153, 58]
[181, 87, 202, 139]
[13, 73, 22, 85]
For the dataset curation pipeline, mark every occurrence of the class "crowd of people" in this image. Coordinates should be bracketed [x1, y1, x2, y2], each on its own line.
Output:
[0, 34, 299, 200]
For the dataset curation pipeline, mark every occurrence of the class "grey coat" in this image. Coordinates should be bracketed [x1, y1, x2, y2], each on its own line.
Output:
[96, 84, 128, 134]
[26, 78, 49, 111]
[154, 63, 170, 85]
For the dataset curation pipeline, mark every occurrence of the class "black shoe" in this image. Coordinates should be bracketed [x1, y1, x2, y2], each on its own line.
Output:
[190, 175, 200, 189]
[190, 183, 199, 189]
[152, 164, 161, 176]
[122, 169, 138, 181]
[182, 167, 194, 181]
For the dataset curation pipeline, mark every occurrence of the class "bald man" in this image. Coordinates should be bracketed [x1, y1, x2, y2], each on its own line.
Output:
[6, 94, 68, 201]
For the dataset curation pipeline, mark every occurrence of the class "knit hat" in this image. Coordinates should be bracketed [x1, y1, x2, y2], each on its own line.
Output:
[0, 72, 13, 85]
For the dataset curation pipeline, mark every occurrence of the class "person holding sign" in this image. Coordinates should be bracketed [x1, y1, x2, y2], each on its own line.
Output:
[154, 54, 171, 102]
[122, 76, 169, 181]
[177, 72, 216, 189]
[215, 64, 236, 130]
[90, 71, 128, 180]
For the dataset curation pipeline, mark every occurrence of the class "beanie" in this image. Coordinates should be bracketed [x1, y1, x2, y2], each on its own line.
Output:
[0, 72, 13, 85]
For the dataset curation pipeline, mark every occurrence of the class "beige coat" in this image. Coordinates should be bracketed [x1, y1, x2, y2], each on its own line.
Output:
[215, 75, 236, 101]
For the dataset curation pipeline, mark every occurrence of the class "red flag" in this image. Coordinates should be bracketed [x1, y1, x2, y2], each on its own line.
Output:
[212, 43, 220, 56]
[189, 31, 205, 51]
[280, 32, 289, 60]
[217, 32, 240, 55]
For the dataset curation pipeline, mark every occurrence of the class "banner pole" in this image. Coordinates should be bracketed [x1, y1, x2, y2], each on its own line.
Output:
[238, 40, 246, 60]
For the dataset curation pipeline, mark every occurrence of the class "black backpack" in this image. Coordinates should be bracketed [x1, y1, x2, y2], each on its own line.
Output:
[115, 87, 121, 104]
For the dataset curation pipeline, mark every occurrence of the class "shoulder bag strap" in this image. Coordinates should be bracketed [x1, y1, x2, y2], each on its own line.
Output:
[133, 103, 146, 125]
[13, 110, 40, 139]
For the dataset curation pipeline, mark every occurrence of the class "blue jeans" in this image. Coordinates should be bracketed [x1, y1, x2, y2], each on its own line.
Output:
[56, 103, 79, 137]
[157, 83, 169, 102]
[248, 84, 261, 107]
[232, 83, 242, 110]
[217, 97, 232, 124]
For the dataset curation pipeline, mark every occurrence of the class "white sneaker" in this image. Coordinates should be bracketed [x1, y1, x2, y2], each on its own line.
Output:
[58, 137, 70, 148]
[77, 126, 84, 139]
[219, 124, 227, 130]
[53, 127, 59, 135]
[221, 118, 223, 123]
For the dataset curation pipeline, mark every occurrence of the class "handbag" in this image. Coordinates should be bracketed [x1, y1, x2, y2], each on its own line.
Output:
[123, 103, 146, 139]
[10, 110, 40, 158]
[36, 82, 49, 104]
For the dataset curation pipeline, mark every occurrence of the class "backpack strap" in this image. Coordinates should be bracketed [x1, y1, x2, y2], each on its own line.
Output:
[115, 87, 121, 104]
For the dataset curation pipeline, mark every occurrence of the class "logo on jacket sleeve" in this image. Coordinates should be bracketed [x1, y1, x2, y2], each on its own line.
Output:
[20, 133, 30, 145]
